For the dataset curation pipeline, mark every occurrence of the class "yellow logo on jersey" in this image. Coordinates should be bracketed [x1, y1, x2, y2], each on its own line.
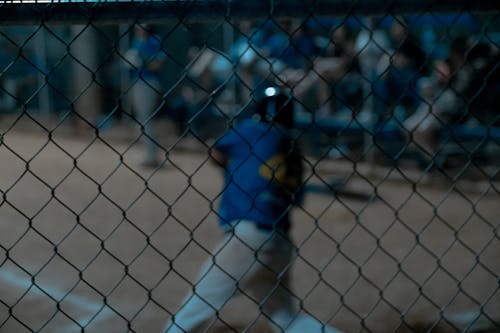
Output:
[259, 154, 286, 182]
[259, 154, 299, 188]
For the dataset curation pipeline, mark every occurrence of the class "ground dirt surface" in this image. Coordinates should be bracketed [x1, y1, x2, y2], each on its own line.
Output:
[1, 122, 499, 333]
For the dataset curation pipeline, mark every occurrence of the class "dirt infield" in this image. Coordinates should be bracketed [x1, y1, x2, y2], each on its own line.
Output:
[1, 127, 499, 333]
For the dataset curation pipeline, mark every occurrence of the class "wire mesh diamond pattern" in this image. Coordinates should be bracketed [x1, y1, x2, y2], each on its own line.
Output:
[0, 1, 499, 333]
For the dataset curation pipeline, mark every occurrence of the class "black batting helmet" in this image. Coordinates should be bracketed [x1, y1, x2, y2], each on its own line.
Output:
[254, 86, 294, 128]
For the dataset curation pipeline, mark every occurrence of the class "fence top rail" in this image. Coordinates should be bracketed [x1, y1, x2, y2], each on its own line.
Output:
[0, 0, 498, 25]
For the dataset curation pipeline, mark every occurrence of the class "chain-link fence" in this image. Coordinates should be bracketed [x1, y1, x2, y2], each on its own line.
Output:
[1, 1, 499, 332]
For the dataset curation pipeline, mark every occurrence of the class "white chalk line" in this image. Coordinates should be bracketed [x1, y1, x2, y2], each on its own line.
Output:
[0, 268, 115, 331]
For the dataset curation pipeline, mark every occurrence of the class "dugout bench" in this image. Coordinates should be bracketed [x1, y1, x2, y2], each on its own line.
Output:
[295, 111, 500, 170]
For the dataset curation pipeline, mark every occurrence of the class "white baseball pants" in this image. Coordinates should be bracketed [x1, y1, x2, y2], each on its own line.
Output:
[162, 220, 343, 333]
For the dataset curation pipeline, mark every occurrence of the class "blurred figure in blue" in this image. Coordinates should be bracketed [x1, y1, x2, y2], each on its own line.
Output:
[256, 19, 319, 94]
[263, 19, 317, 71]
[124, 24, 166, 168]
[163, 87, 344, 333]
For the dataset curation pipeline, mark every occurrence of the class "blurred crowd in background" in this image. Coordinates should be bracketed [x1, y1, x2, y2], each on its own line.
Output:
[1, 14, 499, 166]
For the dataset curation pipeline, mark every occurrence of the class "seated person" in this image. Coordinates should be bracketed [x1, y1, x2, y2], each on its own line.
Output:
[289, 24, 363, 118]
[372, 18, 427, 127]
[403, 59, 462, 161]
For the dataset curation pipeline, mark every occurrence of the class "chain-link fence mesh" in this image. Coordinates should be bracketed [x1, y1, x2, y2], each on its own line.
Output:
[1, 1, 499, 332]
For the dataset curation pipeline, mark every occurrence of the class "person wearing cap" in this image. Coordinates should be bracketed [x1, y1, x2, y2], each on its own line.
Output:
[163, 87, 343, 333]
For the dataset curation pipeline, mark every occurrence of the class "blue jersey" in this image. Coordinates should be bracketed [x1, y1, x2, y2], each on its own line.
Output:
[130, 34, 164, 80]
[214, 119, 303, 232]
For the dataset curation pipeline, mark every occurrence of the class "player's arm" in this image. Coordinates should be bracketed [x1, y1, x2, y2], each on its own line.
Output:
[145, 50, 165, 72]
[210, 126, 241, 169]
[209, 148, 229, 169]
[146, 59, 163, 72]
[146, 36, 166, 72]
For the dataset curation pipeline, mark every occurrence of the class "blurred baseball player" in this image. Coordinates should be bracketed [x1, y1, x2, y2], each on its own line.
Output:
[163, 86, 343, 333]
[125, 24, 165, 168]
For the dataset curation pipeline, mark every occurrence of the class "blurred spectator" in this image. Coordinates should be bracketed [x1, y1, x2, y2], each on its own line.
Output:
[372, 18, 427, 127]
[124, 24, 166, 167]
[420, 24, 437, 57]
[403, 39, 500, 168]
[0, 74, 18, 113]
[320, 24, 363, 113]
[403, 59, 462, 161]
[291, 24, 362, 117]
[355, 18, 391, 82]
[257, 19, 320, 90]
[182, 45, 217, 104]
[355, 18, 391, 112]
[447, 35, 470, 93]
[183, 19, 267, 106]
[260, 19, 317, 72]
[0, 46, 38, 113]
[177, 19, 318, 119]
[226, 20, 267, 102]
[319, 24, 363, 115]
[176, 19, 267, 118]
[462, 41, 500, 125]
